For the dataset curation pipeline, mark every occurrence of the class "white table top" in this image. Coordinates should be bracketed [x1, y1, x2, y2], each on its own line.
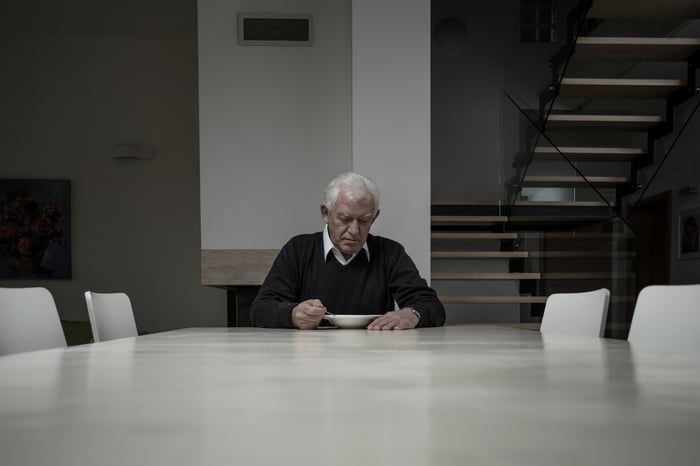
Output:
[1, 326, 698, 466]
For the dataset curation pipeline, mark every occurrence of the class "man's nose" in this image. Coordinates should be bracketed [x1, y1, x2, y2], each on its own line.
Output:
[348, 220, 360, 235]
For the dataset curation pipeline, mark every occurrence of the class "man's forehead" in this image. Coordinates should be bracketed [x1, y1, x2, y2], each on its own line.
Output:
[335, 206, 375, 217]
[334, 200, 375, 217]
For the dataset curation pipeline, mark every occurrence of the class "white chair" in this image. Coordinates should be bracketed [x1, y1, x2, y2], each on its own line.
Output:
[0, 287, 67, 355]
[627, 284, 700, 347]
[84, 291, 138, 342]
[539, 288, 610, 338]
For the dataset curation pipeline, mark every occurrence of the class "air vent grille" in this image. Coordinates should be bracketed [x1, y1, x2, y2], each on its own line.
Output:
[238, 14, 313, 46]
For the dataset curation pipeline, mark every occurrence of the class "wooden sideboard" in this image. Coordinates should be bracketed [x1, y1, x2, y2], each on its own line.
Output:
[201, 249, 278, 326]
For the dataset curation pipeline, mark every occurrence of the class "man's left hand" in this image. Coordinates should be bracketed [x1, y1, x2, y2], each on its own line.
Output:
[367, 308, 419, 331]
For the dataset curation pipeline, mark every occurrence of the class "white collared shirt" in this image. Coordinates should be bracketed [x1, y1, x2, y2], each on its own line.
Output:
[323, 225, 370, 266]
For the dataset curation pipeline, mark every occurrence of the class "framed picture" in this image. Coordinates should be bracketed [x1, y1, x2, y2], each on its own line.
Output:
[678, 207, 700, 260]
[0, 179, 72, 278]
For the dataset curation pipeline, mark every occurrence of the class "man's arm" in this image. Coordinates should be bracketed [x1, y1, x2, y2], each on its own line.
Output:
[386, 243, 446, 328]
[250, 242, 300, 328]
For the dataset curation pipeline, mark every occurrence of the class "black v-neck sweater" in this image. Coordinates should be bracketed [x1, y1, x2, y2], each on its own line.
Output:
[250, 232, 445, 328]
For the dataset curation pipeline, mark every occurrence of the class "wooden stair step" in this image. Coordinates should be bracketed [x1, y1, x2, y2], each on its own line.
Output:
[532, 146, 645, 161]
[441, 296, 548, 304]
[519, 231, 632, 239]
[431, 215, 508, 224]
[508, 215, 615, 223]
[432, 272, 541, 280]
[513, 200, 615, 207]
[434, 272, 635, 280]
[441, 296, 633, 304]
[547, 113, 663, 131]
[559, 78, 686, 99]
[431, 232, 518, 240]
[529, 250, 636, 258]
[540, 272, 635, 279]
[522, 175, 627, 187]
[431, 231, 631, 240]
[587, 0, 700, 19]
[432, 200, 615, 207]
[432, 200, 504, 206]
[432, 251, 529, 259]
[574, 37, 700, 61]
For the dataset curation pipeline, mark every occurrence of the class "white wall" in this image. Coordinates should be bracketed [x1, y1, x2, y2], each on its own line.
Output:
[1, 0, 225, 332]
[198, 0, 434, 279]
[352, 0, 432, 278]
[198, 0, 352, 249]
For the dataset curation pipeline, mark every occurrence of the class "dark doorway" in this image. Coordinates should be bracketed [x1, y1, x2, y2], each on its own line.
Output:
[628, 191, 672, 293]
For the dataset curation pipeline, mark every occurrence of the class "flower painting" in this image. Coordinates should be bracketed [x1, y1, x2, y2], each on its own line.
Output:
[0, 179, 72, 279]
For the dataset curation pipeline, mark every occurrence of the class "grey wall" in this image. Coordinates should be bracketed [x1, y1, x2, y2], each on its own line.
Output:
[431, 0, 520, 201]
[1, 0, 225, 332]
[631, 95, 700, 284]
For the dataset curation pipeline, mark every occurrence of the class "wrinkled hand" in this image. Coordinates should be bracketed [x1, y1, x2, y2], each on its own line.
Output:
[367, 308, 419, 331]
[292, 299, 327, 330]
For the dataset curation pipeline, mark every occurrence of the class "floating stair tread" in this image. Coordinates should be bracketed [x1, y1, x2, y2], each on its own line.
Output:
[522, 175, 627, 187]
[547, 113, 663, 131]
[441, 296, 548, 304]
[540, 272, 635, 279]
[587, 1, 700, 19]
[508, 216, 616, 223]
[574, 36, 700, 61]
[431, 232, 519, 239]
[529, 250, 636, 257]
[559, 78, 685, 98]
[432, 251, 529, 259]
[512, 200, 615, 207]
[432, 273, 541, 280]
[519, 231, 632, 239]
[432, 200, 504, 206]
[431, 215, 509, 223]
[441, 296, 633, 304]
[533, 146, 645, 161]
[432, 199, 618, 207]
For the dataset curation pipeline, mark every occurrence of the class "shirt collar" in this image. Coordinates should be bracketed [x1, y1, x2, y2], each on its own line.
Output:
[323, 225, 370, 265]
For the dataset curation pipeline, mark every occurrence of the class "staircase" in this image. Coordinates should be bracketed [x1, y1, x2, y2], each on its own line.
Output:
[432, 0, 700, 337]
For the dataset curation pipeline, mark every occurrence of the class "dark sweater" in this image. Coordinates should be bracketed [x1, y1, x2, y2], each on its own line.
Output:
[250, 232, 446, 328]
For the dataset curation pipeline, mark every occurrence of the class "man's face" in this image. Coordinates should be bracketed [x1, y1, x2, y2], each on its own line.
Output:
[321, 191, 379, 259]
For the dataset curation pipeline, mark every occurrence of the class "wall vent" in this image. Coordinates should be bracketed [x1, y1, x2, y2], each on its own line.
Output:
[238, 13, 313, 46]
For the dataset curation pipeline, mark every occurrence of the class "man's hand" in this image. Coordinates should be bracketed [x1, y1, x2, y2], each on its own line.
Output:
[367, 308, 419, 331]
[291, 299, 327, 330]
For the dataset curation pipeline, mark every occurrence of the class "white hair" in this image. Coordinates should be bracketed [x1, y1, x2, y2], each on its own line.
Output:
[323, 172, 380, 213]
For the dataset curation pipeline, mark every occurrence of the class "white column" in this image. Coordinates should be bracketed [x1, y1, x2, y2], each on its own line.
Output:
[352, 0, 432, 279]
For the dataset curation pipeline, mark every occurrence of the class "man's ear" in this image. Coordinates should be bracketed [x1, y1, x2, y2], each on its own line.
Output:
[371, 209, 381, 224]
[320, 204, 330, 224]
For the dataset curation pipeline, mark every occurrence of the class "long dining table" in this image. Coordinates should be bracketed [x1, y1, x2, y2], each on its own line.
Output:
[0, 325, 698, 466]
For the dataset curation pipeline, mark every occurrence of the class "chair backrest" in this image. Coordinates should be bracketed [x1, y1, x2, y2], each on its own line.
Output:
[0, 287, 67, 355]
[540, 288, 610, 338]
[84, 291, 138, 342]
[627, 284, 700, 347]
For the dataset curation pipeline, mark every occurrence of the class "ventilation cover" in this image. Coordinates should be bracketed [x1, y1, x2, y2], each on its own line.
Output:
[238, 13, 314, 46]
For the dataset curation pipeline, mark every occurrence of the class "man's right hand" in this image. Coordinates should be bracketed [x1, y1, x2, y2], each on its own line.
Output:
[291, 299, 327, 329]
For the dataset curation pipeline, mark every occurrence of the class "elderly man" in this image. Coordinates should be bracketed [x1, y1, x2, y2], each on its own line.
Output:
[250, 172, 445, 330]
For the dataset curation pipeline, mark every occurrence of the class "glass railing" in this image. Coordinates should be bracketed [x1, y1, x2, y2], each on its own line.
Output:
[501, 0, 639, 338]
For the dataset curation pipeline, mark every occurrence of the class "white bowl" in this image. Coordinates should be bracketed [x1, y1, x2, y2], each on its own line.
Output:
[324, 314, 382, 329]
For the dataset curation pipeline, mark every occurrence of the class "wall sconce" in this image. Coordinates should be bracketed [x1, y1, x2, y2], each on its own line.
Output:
[113, 144, 153, 160]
